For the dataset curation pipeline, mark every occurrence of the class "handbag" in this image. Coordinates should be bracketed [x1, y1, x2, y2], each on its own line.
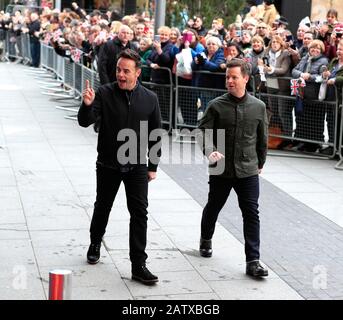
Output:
[318, 80, 327, 101]
[174, 48, 193, 80]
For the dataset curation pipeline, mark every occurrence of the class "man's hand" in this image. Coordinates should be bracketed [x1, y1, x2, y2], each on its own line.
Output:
[208, 151, 225, 163]
[148, 171, 157, 182]
[83, 79, 95, 106]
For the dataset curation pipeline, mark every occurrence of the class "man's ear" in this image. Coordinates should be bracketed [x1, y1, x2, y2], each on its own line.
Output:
[136, 68, 142, 78]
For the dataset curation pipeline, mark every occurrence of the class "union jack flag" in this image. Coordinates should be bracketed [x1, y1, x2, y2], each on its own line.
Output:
[52, 29, 63, 42]
[290, 78, 306, 96]
[71, 48, 82, 63]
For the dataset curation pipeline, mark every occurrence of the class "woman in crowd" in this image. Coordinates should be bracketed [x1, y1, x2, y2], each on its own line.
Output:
[292, 39, 329, 152]
[138, 36, 152, 81]
[245, 35, 265, 91]
[146, 25, 174, 84]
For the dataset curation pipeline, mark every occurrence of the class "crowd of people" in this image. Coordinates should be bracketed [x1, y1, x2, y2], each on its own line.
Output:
[1, 0, 343, 154]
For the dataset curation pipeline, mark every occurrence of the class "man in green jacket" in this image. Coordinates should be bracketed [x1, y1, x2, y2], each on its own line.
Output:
[197, 58, 269, 278]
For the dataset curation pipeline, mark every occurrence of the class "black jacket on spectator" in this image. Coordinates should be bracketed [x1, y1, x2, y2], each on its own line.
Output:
[28, 20, 40, 43]
[146, 40, 174, 84]
[97, 37, 136, 84]
[191, 47, 226, 89]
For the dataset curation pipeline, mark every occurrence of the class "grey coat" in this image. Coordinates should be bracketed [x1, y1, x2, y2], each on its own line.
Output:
[292, 53, 329, 100]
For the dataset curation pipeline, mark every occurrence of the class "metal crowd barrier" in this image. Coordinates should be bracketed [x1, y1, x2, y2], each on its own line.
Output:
[258, 76, 340, 160]
[17, 42, 343, 168]
[335, 90, 343, 170]
[141, 66, 173, 132]
[2, 30, 31, 64]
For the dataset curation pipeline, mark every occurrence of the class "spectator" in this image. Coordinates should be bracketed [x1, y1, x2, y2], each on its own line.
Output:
[192, 16, 208, 38]
[28, 12, 41, 67]
[169, 27, 181, 45]
[291, 39, 329, 152]
[192, 36, 226, 109]
[263, 0, 279, 28]
[260, 35, 292, 148]
[146, 26, 174, 84]
[245, 35, 265, 90]
[97, 24, 136, 84]
[320, 38, 343, 155]
[256, 21, 270, 47]
[138, 36, 152, 81]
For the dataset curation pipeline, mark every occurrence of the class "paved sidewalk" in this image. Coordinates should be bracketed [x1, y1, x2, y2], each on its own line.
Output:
[0, 62, 302, 300]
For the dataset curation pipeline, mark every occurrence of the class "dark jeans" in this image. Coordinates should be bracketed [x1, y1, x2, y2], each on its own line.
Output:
[201, 174, 260, 262]
[30, 40, 40, 67]
[90, 164, 149, 265]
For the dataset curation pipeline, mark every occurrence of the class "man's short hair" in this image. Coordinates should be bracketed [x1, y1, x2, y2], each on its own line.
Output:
[117, 49, 142, 69]
[226, 58, 251, 77]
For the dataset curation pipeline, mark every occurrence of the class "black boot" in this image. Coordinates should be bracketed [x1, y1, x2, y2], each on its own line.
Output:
[199, 238, 212, 257]
[87, 243, 101, 264]
[132, 264, 158, 285]
[246, 261, 268, 277]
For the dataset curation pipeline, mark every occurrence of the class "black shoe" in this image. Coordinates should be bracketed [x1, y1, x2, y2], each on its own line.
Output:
[276, 140, 293, 150]
[319, 146, 334, 156]
[246, 261, 268, 277]
[87, 243, 101, 264]
[303, 143, 320, 153]
[132, 265, 158, 285]
[199, 238, 212, 257]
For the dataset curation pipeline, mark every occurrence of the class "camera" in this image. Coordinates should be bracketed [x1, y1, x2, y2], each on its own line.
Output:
[336, 33, 342, 38]
[196, 52, 207, 65]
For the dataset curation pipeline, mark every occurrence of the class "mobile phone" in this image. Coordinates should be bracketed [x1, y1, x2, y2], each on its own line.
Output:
[183, 32, 193, 43]
[235, 29, 242, 37]
[286, 34, 293, 42]
[263, 57, 269, 66]
[154, 35, 160, 42]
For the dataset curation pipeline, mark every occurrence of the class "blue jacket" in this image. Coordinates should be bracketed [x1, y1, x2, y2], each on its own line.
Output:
[191, 47, 226, 89]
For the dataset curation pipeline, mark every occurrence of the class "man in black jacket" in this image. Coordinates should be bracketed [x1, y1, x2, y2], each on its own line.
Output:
[78, 49, 162, 285]
[28, 12, 40, 67]
[197, 59, 269, 278]
[97, 25, 136, 84]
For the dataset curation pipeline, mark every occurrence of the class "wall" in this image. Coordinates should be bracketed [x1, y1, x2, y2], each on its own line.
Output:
[312, 0, 343, 21]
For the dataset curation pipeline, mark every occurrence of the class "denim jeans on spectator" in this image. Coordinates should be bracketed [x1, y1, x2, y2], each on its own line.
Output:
[201, 174, 260, 262]
[30, 40, 40, 67]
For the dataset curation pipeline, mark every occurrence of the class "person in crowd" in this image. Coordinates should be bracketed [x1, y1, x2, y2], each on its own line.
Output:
[256, 21, 270, 47]
[146, 26, 174, 84]
[169, 27, 181, 45]
[240, 29, 253, 54]
[263, 0, 279, 28]
[191, 15, 208, 38]
[138, 36, 152, 81]
[293, 24, 310, 50]
[320, 38, 343, 156]
[225, 41, 245, 61]
[97, 24, 136, 84]
[245, 35, 266, 91]
[78, 49, 162, 285]
[28, 12, 41, 67]
[287, 31, 314, 68]
[291, 39, 329, 152]
[260, 35, 292, 149]
[196, 58, 269, 278]
[326, 9, 339, 30]
[192, 35, 226, 89]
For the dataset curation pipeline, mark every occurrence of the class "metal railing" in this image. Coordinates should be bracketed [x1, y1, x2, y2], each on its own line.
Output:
[8, 41, 343, 168]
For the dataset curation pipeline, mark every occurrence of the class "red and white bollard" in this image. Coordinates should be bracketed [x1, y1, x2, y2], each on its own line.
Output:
[49, 269, 72, 300]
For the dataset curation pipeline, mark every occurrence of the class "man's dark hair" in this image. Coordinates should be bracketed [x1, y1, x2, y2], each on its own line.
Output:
[226, 58, 251, 76]
[117, 49, 142, 69]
